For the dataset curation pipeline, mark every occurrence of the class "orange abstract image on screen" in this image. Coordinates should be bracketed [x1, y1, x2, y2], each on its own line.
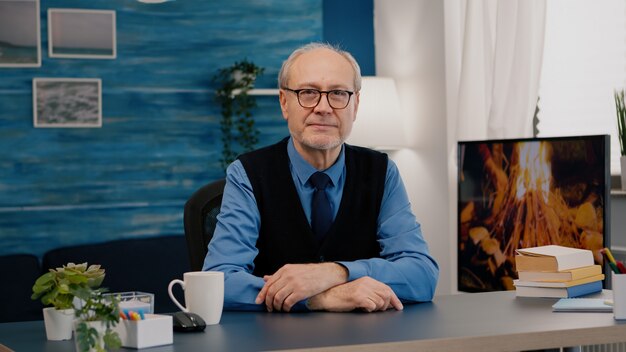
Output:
[458, 139, 606, 292]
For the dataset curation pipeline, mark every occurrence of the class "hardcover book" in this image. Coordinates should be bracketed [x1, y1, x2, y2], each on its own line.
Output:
[515, 245, 594, 272]
[513, 274, 604, 288]
[515, 280, 602, 298]
[517, 265, 602, 282]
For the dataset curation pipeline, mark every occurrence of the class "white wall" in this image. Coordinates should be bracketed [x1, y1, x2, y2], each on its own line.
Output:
[374, 0, 452, 295]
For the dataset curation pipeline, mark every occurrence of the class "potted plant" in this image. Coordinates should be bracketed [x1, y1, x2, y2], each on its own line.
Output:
[615, 89, 626, 190]
[31, 262, 105, 341]
[72, 287, 121, 352]
[213, 59, 264, 172]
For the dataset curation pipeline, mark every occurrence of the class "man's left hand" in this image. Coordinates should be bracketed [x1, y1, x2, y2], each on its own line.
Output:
[255, 262, 348, 312]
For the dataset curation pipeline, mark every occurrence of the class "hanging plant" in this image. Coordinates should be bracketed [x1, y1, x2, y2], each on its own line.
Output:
[213, 59, 265, 172]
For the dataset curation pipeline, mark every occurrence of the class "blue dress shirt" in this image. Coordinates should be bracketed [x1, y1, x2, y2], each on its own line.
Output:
[203, 137, 439, 311]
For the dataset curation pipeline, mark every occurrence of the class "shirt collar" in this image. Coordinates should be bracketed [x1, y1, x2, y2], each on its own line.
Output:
[287, 137, 344, 188]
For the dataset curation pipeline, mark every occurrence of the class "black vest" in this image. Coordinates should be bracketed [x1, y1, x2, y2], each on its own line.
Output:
[238, 138, 387, 276]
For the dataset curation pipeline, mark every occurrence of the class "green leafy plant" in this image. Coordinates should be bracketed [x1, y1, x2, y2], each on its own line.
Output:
[213, 59, 265, 171]
[31, 262, 105, 310]
[73, 287, 121, 352]
[615, 89, 626, 156]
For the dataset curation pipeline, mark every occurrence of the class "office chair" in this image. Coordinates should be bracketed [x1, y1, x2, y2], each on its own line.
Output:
[183, 178, 226, 271]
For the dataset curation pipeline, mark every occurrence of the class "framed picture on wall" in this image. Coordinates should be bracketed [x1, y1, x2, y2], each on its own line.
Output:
[48, 8, 116, 59]
[33, 78, 102, 128]
[0, 0, 41, 67]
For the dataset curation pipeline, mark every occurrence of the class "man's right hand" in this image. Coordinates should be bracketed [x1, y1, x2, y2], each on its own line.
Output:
[306, 276, 403, 312]
[255, 262, 348, 312]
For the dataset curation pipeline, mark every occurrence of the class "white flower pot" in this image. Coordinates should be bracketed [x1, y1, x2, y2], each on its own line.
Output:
[74, 320, 107, 352]
[232, 70, 253, 83]
[621, 156, 626, 191]
[42, 307, 74, 341]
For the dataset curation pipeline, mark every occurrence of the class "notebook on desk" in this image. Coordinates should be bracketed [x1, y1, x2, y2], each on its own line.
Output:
[552, 298, 613, 312]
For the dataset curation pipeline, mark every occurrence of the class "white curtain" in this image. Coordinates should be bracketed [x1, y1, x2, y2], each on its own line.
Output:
[444, 0, 546, 292]
[446, 0, 547, 141]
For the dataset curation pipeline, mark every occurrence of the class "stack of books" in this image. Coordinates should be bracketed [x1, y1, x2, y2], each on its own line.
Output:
[514, 245, 604, 298]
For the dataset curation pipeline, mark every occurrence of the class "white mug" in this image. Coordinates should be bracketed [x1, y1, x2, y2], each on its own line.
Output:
[168, 271, 224, 325]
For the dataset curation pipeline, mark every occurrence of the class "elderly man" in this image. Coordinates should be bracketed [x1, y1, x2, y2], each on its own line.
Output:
[203, 42, 438, 312]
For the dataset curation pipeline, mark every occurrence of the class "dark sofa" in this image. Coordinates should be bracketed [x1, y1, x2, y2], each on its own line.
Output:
[0, 235, 190, 323]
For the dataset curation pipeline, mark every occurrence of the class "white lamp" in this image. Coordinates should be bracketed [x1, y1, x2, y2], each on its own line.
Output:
[347, 77, 406, 150]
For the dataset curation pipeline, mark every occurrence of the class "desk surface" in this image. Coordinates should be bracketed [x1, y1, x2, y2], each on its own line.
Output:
[1, 290, 625, 352]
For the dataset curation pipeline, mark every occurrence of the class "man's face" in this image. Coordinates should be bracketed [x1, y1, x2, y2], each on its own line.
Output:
[279, 48, 359, 152]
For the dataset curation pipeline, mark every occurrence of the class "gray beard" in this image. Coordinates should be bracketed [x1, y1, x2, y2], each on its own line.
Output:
[301, 135, 344, 150]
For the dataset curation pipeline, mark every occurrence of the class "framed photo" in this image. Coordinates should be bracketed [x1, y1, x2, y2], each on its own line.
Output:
[0, 0, 41, 67]
[33, 78, 102, 128]
[48, 8, 116, 59]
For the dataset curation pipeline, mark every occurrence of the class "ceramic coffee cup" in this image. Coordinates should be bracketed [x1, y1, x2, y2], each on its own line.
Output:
[168, 271, 224, 325]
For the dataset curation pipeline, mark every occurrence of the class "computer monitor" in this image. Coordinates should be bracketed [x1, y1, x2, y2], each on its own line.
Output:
[457, 135, 610, 292]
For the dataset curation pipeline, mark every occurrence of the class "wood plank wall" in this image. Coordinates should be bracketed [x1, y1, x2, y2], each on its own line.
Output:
[0, 0, 322, 257]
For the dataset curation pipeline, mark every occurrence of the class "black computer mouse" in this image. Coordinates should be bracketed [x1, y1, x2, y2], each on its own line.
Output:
[172, 311, 206, 332]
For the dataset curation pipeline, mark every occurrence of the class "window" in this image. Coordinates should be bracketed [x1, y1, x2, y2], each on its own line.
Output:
[537, 0, 624, 175]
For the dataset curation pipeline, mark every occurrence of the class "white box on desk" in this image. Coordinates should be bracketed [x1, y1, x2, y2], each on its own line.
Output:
[115, 314, 173, 349]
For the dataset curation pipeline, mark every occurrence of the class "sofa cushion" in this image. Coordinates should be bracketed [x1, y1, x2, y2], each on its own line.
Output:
[0, 254, 44, 322]
[42, 235, 190, 314]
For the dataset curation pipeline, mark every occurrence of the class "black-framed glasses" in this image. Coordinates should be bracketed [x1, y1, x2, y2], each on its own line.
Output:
[282, 87, 354, 109]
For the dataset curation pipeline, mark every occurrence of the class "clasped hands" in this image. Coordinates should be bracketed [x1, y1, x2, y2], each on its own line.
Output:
[254, 262, 403, 313]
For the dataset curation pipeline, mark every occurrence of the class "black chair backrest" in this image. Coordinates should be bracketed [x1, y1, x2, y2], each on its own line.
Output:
[41, 235, 190, 314]
[183, 179, 226, 271]
[0, 254, 44, 322]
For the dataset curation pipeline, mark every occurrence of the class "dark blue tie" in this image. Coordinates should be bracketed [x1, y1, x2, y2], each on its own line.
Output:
[309, 172, 332, 242]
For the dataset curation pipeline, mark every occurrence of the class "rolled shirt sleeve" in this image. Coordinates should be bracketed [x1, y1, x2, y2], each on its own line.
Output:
[337, 160, 439, 302]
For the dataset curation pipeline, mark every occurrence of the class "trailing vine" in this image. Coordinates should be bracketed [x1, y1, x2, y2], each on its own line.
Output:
[213, 59, 264, 172]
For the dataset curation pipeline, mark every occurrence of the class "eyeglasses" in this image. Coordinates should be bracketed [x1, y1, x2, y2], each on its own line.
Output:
[282, 87, 354, 109]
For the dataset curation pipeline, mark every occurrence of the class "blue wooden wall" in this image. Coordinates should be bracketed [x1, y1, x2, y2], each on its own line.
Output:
[0, 0, 374, 258]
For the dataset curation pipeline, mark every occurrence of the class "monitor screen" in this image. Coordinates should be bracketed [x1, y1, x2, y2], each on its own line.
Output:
[457, 135, 610, 292]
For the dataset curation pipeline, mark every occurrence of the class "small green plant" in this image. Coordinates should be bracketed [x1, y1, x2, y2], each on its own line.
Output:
[213, 59, 264, 172]
[73, 287, 121, 351]
[31, 262, 105, 310]
[615, 89, 626, 156]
